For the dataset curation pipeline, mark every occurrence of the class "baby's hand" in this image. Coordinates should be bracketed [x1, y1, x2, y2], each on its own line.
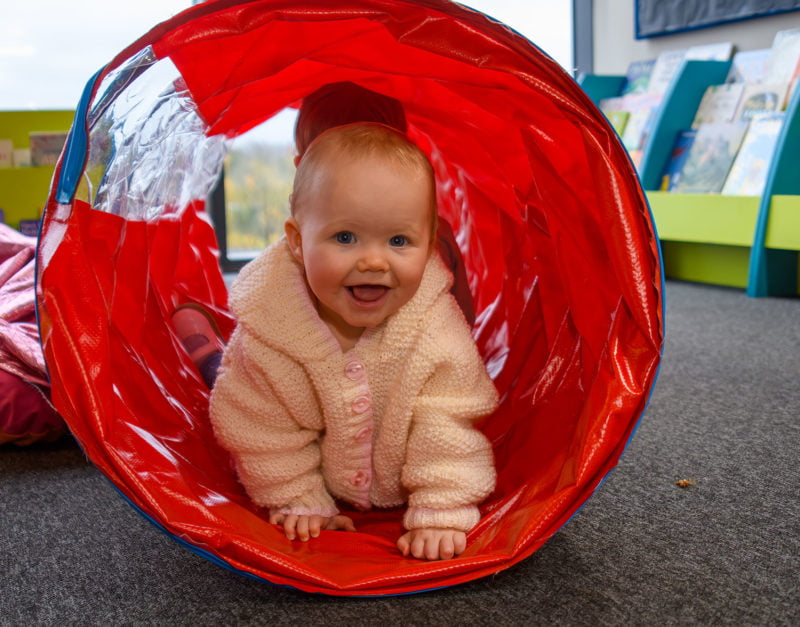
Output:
[269, 513, 356, 541]
[397, 528, 467, 561]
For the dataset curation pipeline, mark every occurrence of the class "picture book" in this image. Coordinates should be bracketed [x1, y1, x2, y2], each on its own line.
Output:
[725, 48, 771, 83]
[29, 132, 68, 167]
[605, 110, 630, 135]
[670, 121, 749, 194]
[621, 59, 656, 95]
[765, 28, 800, 84]
[0, 139, 12, 168]
[648, 49, 687, 94]
[734, 82, 790, 121]
[13, 149, 31, 168]
[599, 92, 662, 151]
[598, 96, 625, 113]
[692, 83, 745, 128]
[621, 105, 657, 152]
[661, 130, 697, 191]
[685, 42, 735, 61]
[721, 112, 785, 196]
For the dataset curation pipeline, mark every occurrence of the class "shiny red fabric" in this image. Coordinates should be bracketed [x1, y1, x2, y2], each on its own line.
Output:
[37, 0, 663, 595]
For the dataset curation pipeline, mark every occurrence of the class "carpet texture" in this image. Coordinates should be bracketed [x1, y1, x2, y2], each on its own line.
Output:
[1, 281, 798, 625]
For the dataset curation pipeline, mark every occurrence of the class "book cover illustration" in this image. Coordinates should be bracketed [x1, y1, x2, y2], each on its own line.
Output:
[0, 140, 12, 168]
[685, 42, 735, 62]
[765, 28, 800, 84]
[721, 112, 785, 196]
[29, 132, 68, 167]
[662, 130, 698, 191]
[621, 59, 656, 95]
[671, 122, 749, 194]
[618, 92, 663, 151]
[648, 49, 688, 94]
[734, 82, 790, 122]
[726, 49, 771, 83]
[692, 83, 745, 128]
[605, 110, 630, 135]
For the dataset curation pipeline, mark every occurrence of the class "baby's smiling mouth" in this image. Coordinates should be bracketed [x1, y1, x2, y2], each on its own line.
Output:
[348, 285, 389, 303]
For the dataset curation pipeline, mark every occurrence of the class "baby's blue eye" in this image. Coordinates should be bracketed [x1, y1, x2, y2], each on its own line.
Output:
[389, 235, 407, 247]
[336, 232, 355, 244]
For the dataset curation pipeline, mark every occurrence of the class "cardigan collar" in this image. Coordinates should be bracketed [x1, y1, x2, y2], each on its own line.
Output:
[229, 236, 453, 363]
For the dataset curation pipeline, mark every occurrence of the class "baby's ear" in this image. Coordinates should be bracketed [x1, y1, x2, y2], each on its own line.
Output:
[284, 217, 304, 264]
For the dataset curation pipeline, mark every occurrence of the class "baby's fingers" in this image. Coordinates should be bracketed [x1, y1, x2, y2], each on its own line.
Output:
[453, 532, 467, 556]
[282, 514, 299, 540]
[397, 533, 411, 557]
[269, 512, 285, 525]
[306, 515, 327, 539]
[438, 534, 456, 560]
[296, 516, 312, 541]
[325, 515, 356, 532]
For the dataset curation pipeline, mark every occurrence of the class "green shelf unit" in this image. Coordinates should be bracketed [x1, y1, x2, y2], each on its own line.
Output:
[648, 192, 759, 288]
[0, 110, 73, 229]
[0, 167, 59, 227]
[577, 74, 626, 104]
[579, 59, 800, 297]
[660, 241, 752, 289]
[765, 196, 800, 251]
[648, 192, 759, 246]
[747, 82, 800, 297]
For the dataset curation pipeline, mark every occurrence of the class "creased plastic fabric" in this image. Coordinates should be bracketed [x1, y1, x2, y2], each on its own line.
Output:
[36, 0, 664, 596]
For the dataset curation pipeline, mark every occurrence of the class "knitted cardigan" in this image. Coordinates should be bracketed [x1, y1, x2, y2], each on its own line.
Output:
[209, 237, 498, 531]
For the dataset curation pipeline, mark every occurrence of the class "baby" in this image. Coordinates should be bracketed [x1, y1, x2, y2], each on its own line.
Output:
[209, 123, 497, 561]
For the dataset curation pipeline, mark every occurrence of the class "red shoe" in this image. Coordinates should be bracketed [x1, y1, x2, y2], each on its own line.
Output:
[171, 304, 225, 368]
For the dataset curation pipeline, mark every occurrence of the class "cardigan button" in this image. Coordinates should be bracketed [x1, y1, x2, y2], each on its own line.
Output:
[344, 361, 365, 380]
[350, 470, 369, 487]
[354, 426, 372, 442]
[351, 395, 371, 414]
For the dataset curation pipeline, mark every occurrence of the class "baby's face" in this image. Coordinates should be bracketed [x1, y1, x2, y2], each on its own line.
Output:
[288, 155, 433, 342]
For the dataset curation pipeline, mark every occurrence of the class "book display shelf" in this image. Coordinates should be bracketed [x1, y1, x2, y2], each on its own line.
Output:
[581, 59, 800, 297]
[0, 110, 74, 232]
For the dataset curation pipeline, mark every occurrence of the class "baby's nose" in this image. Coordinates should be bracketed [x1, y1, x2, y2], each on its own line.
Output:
[357, 251, 390, 273]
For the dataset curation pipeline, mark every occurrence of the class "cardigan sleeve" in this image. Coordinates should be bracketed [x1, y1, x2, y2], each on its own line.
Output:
[401, 312, 498, 532]
[209, 331, 339, 518]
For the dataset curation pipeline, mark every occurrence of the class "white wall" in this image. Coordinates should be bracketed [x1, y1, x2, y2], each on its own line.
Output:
[593, 1, 800, 74]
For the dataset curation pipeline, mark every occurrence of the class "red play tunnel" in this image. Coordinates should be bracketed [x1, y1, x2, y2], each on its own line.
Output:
[36, 0, 663, 595]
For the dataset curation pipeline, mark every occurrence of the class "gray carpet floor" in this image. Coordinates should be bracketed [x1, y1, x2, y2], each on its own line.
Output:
[1, 280, 798, 625]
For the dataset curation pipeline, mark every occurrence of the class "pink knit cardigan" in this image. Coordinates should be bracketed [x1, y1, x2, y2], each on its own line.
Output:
[209, 238, 497, 531]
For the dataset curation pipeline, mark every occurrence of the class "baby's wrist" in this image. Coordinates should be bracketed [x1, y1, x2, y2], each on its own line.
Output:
[403, 504, 479, 532]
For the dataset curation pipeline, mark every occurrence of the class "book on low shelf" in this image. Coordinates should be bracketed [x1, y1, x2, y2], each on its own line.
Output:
[670, 121, 749, 194]
[621, 59, 656, 95]
[647, 49, 687, 94]
[13, 149, 31, 167]
[721, 112, 786, 196]
[29, 132, 68, 167]
[764, 28, 800, 84]
[599, 92, 663, 150]
[0, 140, 12, 168]
[692, 83, 745, 127]
[685, 41, 735, 62]
[661, 130, 697, 191]
[726, 48, 771, 83]
[604, 110, 630, 135]
[734, 82, 790, 121]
